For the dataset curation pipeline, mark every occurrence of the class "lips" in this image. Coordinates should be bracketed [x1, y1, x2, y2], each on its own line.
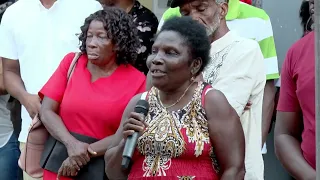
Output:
[150, 69, 166, 77]
[87, 53, 99, 60]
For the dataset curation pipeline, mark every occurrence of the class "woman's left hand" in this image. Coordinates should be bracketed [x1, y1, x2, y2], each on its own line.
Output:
[57, 157, 80, 180]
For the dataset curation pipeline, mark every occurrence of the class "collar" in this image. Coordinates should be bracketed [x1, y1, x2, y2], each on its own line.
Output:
[128, 0, 140, 15]
[226, 0, 240, 20]
[210, 31, 237, 54]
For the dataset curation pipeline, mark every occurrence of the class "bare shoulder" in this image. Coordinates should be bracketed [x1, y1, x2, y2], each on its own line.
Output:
[204, 89, 237, 118]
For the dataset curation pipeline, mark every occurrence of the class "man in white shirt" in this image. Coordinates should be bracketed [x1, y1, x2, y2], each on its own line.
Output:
[165, 0, 266, 179]
[0, 0, 102, 179]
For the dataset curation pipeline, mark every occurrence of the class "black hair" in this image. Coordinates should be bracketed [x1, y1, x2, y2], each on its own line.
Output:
[79, 7, 140, 65]
[300, 0, 312, 35]
[159, 16, 211, 75]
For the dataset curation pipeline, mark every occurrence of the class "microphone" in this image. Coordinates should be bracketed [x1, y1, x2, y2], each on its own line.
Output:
[121, 99, 149, 170]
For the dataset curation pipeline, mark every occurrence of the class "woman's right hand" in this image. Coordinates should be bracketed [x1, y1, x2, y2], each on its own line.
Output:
[66, 140, 90, 167]
[21, 93, 41, 118]
[122, 112, 147, 139]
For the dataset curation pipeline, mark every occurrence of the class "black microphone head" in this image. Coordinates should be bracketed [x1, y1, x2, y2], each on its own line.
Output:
[134, 100, 149, 116]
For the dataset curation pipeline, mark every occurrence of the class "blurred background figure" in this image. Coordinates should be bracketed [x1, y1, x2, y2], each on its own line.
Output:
[100, 0, 159, 75]
[0, 0, 102, 179]
[0, 1, 22, 180]
[274, 0, 316, 179]
[299, 0, 313, 37]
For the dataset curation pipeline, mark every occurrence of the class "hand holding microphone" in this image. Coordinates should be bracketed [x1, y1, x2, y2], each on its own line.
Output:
[122, 100, 149, 170]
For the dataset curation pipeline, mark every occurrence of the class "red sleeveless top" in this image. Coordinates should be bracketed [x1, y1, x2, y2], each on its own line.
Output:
[128, 82, 219, 180]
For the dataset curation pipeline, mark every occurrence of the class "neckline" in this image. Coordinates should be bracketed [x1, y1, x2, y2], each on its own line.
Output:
[155, 81, 202, 113]
[84, 59, 122, 84]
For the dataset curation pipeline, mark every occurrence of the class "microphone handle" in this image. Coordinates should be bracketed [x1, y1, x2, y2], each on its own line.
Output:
[121, 132, 139, 169]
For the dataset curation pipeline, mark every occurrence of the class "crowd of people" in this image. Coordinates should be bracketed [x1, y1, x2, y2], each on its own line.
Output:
[0, 0, 316, 180]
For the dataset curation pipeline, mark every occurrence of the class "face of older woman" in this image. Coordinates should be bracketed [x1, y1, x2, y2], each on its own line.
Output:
[86, 20, 116, 65]
[147, 30, 199, 91]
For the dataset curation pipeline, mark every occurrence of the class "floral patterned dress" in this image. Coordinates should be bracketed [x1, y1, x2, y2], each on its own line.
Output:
[129, 82, 219, 180]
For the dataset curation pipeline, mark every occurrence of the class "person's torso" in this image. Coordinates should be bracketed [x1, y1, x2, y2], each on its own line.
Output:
[129, 82, 219, 179]
[59, 56, 145, 139]
[203, 32, 265, 179]
[290, 32, 315, 169]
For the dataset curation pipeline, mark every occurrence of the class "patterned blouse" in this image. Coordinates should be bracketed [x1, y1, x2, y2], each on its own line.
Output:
[129, 82, 219, 180]
[129, 0, 159, 75]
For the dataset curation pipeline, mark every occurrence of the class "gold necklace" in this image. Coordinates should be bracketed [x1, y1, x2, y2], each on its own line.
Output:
[158, 81, 195, 109]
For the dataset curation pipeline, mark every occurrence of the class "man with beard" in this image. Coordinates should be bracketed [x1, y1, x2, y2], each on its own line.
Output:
[147, 0, 266, 179]
[158, 0, 279, 155]
[274, 0, 316, 179]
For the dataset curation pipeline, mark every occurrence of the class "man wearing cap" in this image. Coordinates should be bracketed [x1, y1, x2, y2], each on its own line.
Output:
[149, 0, 267, 179]
[158, 0, 279, 156]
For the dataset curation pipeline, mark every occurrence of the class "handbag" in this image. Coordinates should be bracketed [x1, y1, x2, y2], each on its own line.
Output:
[18, 52, 82, 178]
[40, 133, 107, 180]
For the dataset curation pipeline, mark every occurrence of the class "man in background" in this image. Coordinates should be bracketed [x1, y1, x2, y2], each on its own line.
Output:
[158, 0, 279, 155]
[0, 0, 102, 179]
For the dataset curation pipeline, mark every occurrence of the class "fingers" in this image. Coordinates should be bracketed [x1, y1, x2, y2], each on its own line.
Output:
[88, 145, 97, 156]
[70, 158, 80, 171]
[123, 116, 146, 132]
[129, 112, 145, 122]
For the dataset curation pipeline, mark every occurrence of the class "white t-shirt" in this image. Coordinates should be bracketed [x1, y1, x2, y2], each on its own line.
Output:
[0, 0, 102, 143]
[203, 31, 266, 180]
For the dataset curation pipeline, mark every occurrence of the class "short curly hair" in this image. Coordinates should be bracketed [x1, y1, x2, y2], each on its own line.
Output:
[159, 16, 210, 75]
[79, 7, 140, 65]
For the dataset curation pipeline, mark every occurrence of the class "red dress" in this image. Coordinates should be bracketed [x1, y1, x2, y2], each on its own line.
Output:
[129, 82, 219, 180]
[39, 53, 146, 180]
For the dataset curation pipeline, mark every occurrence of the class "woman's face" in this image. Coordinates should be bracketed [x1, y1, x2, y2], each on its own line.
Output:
[86, 20, 116, 65]
[147, 30, 198, 91]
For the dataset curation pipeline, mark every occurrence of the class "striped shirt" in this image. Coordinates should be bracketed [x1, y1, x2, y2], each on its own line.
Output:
[158, 0, 279, 80]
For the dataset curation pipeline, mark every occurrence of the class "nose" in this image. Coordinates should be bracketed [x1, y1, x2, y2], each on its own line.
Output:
[86, 36, 98, 49]
[152, 51, 164, 65]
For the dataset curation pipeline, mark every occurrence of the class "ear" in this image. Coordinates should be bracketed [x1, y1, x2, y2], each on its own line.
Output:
[190, 57, 202, 76]
[219, 3, 228, 19]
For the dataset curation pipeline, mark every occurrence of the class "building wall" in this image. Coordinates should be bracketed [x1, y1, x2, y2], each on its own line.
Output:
[139, 0, 153, 10]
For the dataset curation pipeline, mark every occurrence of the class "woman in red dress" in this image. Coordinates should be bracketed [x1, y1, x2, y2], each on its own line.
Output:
[105, 17, 245, 180]
[39, 7, 146, 180]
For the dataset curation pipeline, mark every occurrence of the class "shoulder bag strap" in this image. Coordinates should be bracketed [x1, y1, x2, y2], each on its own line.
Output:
[67, 52, 82, 82]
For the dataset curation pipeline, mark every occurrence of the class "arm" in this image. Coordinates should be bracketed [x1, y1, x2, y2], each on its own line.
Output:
[0, 58, 7, 95]
[40, 97, 77, 149]
[205, 90, 245, 179]
[261, 80, 276, 145]
[2, 58, 40, 118]
[274, 48, 315, 179]
[258, 16, 279, 145]
[274, 112, 315, 179]
[105, 94, 141, 179]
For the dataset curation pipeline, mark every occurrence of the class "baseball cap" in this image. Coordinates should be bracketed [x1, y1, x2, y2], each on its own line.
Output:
[170, 0, 190, 8]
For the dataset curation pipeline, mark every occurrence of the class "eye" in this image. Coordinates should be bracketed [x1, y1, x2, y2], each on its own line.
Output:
[166, 49, 178, 55]
[151, 48, 158, 54]
[197, 5, 206, 12]
[180, 10, 189, 16]
[87, 34, 93, 38]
